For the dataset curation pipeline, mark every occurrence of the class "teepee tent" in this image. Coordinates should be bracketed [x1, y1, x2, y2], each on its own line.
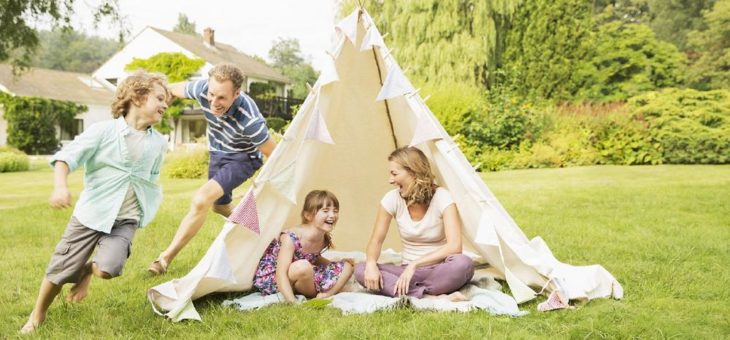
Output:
[148, 8, 623, 321]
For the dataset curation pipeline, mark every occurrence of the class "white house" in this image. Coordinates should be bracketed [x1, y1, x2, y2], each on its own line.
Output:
[0, 64, 113, 147]
[93, 27, 292, 147]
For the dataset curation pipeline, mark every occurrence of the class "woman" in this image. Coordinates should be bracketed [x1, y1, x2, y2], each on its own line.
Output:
[355, 147, 474, 300]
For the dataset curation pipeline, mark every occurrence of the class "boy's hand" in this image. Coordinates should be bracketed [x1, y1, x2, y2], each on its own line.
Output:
[49, 187, 71, 209]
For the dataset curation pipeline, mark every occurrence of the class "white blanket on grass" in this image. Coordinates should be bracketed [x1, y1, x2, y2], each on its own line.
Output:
[222, 250, 527, 316]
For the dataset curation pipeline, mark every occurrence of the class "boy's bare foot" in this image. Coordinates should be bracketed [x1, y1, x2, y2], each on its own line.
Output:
[20, 314, 43, 334]
[67, 264, 93, 302]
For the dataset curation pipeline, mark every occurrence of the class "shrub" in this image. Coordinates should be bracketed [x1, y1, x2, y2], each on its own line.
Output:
[0, 150, 30, 172]
[462, 90, 547, 151]
[265, 117, 288, 133]
[425, 82, 488, 136]
[164, 146, 209, 179]
[629, 88, 730, 164]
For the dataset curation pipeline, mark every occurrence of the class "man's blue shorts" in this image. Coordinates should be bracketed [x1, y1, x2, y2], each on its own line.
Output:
[209, 151, 263, 205]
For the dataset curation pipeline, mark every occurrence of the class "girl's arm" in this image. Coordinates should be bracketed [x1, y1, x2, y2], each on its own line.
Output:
[317, 261, 353, 298]
[274, 234, 298, 303]
[363, 206, 393, 290]
[393, 203, 462, 296]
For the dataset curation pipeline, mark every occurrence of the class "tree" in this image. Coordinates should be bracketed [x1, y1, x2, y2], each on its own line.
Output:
[647, 0, 716, 51]
[29, 29, 121, 73]
[125, 52, 205, 133]
[0, 0, 125, 71]
[574, 22, 684, 101]
[173, 13, 197, 35]
[686, 0, 730, 90]
[268, 38, 318, 99]
[501, 0, 596, 100]
[341, 0, 523, 89]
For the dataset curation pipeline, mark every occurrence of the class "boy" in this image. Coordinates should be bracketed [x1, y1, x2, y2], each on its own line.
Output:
[21, 71, 169, 333]
[148, 64, 275, 275]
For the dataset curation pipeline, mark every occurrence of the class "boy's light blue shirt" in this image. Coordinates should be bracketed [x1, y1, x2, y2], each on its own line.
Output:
[50, 117, 167, 233]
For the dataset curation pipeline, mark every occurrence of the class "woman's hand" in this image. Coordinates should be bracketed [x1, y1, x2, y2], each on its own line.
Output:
[394, 263, 417, 297]
[363, 262, 383, 291]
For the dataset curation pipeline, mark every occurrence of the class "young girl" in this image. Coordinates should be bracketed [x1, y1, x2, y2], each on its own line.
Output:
[253, 190, 353, 302]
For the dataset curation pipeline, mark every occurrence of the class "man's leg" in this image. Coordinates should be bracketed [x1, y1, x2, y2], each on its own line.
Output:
[156, 179, 225, 267]
[211, 203, 232, 217]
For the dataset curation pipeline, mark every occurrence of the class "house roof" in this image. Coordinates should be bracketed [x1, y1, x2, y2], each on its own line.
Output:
[0, 64, 113, 105]
[150, 28, 290, 84]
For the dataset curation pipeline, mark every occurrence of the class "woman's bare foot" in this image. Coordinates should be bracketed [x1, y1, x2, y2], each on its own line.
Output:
[424, 291, 468, 302]
[67, 264, 93, 302]
[19, 313, 43, 334]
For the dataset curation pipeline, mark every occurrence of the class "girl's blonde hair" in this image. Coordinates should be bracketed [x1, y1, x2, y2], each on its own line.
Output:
[388, 147, 437, 206]
[300, 190, 339, 251]
[111, 71, 169, 118]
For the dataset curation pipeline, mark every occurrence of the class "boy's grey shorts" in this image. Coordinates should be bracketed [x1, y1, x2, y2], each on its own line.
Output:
[45, 216, 138, 285]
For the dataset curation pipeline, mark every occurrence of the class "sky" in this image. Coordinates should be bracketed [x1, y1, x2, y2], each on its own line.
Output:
[67, 0, 342, 72]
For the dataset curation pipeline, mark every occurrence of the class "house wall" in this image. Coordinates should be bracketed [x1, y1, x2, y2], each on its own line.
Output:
[93, 28, 199, 86]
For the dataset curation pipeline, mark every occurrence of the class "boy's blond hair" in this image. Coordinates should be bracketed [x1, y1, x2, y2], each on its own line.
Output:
[208, 64, 244, 90]
[112, 71, 169, 118]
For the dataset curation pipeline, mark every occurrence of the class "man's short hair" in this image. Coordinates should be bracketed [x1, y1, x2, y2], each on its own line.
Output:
[209, 64, 245, 90]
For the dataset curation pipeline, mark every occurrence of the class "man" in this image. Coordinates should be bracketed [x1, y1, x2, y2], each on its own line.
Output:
[148, 64, 276, 275]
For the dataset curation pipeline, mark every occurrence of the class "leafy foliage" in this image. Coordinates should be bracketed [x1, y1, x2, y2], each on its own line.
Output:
[574, 22, 685, 101]
[29, 29, 121, 73]
[268, 38, 318, 99]
[0, 93, 86, 154]
[629, 88, 730, 163]
[125, 52, 205, 133]
[265, 117, 287, 133]
[0, 0, 125, 71]
[173, 13, 197, 35]
[163, 146, 209, 179]
[0, 146, 30, 172]
[686, 0, 730, 90]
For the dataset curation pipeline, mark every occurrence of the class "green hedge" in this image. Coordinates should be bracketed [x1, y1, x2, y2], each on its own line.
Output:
[433, 86, 729, 171]
[0, 147, 30, 172]
[163, 147, 209, 179]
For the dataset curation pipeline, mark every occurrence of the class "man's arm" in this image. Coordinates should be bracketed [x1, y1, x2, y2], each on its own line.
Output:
[257, 138, 277, 158]
[168, 82, 188, 99]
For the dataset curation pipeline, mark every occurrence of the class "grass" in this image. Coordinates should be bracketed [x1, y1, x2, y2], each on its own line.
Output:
[2, 164, 729, 338]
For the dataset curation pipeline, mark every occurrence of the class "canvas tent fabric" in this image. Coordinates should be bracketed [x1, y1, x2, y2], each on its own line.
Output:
[148, 8, 623, 321]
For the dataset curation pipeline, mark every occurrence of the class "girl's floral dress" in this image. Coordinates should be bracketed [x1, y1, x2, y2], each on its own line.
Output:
[253, 230, 346, 295]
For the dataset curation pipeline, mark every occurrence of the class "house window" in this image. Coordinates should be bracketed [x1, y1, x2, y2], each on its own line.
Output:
[182, 119, 206, 143]
[59, 118, 83, 141]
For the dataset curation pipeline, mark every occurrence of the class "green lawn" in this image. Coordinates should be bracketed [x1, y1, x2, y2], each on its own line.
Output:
[2, 164, 729, 338]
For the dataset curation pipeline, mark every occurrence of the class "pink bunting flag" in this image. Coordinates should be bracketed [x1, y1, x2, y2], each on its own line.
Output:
[228, 189, 261, 234]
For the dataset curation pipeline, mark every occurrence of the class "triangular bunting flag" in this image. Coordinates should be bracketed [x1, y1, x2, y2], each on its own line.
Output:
[335, 10, 359, 46]
[268, 160, 297, 204]
[228, 189, 261, 234]
[409, 114, 442, 146]
[360, 25, 386, 51]
[318, 54, 339, 87]
[304, 108, 335, 144]
[376, 64, 415, 101]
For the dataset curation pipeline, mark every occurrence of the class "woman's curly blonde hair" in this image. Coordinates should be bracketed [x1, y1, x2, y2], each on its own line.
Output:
[388, 147, 437, 206]
[111, 71, 169, 118]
